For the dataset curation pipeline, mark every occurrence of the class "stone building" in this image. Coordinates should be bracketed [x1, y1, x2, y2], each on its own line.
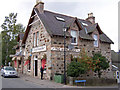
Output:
[21, 1, 114, 80]
[12, 33, 25, 73]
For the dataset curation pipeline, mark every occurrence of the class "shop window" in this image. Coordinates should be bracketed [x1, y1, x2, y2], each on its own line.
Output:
[18, 61, 21, 68]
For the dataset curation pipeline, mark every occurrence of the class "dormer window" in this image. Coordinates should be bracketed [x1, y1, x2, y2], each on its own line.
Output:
[93, 34, 98, 47]
[71, 30, 77, 45]
[56, 16, 65, 22]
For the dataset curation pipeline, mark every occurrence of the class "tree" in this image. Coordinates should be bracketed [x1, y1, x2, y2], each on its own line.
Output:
[92, 53, 109, 78]
[78, 48, 93, 71]
[1, 13, 25, 65]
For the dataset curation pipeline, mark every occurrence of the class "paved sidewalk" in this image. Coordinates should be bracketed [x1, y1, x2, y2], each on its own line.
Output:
[19, 73, 77, 88]
[19, 73, 118, 88]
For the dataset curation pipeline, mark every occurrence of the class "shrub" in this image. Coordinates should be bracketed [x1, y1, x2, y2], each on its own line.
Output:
[67, 61, 87, 77]
[92, 53, 109, 78]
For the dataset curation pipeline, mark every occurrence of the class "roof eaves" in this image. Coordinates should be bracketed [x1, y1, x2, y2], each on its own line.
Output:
[22, 9, 35, 44]
[34, 8, 53, 37]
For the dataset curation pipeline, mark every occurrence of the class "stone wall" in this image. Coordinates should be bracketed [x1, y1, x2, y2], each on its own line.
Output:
[50, 22, 113, 79]
[24, 15, 52, 79]
[23, 15, 113, 80]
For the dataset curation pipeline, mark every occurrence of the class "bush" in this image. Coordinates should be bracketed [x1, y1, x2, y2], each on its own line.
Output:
[67, 61, 87, 77]
[92, 53, 109, 78]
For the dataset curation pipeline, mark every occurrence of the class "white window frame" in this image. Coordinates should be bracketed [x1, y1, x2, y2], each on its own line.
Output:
[93, 34, 98, 47]
[36, 32, 39, 46]
[33, 33, 36, 47]
[71, 30, 77, 45]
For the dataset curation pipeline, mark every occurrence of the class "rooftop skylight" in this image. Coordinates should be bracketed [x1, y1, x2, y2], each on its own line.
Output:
[82, 22, 88, 26]
[56, 16, 65, 22]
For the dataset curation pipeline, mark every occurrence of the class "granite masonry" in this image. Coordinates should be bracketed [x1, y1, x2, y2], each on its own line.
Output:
[14, 1, 114, 80]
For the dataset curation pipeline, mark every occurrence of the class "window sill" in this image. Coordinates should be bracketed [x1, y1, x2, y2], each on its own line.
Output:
[94, 46, 99, 48]
[71, 43, 78, 46]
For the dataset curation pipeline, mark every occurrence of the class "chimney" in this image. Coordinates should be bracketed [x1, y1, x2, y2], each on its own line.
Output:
[86, 12, 95, 24]
[36, 0, 44, 14]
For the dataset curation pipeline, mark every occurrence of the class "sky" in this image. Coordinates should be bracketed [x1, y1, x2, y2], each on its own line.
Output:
[0, 0, 119, 52]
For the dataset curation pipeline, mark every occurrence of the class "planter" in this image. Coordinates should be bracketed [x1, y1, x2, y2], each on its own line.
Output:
[54, 74, 64, 83]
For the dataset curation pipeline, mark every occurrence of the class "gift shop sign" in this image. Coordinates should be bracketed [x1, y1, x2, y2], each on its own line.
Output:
[32, 45, 46, 53]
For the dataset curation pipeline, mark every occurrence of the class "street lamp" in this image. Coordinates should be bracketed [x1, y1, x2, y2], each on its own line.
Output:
[63, 25, 67, 85]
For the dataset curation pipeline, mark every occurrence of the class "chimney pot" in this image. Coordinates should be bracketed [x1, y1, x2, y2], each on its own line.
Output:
[36, 0, 44, 14]
[88, 13, 93, 18]
[86, 12, 95, 24]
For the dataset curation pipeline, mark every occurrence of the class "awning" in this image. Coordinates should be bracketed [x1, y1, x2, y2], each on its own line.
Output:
[14, 60, 17, 68]
[24, 60, 29, 66]
[42, 59, 46, 69]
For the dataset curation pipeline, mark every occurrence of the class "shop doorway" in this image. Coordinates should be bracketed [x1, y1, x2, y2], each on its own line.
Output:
[34, 55, 38, 77]
[35, 60, 38, 76]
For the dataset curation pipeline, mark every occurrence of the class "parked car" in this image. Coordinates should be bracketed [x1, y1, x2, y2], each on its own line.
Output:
[1, 66, 18, 78]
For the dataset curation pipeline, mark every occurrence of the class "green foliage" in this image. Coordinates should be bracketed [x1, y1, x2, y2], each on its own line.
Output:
[92, 53, 109, 78]
[1, 13, 25, 65]
[67, 61, 86, 77]
[78, 48, 94, 71]
[67, 48, 109, 78]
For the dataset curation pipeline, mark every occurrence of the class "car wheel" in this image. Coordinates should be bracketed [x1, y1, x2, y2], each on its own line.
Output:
[3, 73, 6, 78]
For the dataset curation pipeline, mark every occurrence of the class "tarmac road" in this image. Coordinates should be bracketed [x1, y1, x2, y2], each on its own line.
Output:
[1, 73, 119, 90]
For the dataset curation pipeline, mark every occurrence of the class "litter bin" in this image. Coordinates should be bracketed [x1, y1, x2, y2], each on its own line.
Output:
[54, 74, 64, 83]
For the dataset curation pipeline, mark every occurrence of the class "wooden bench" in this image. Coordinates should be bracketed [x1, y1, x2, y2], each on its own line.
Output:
[75, 80, 86, 86]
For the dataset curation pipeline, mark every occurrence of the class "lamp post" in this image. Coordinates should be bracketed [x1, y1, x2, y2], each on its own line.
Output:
[63, 26, 67, 85]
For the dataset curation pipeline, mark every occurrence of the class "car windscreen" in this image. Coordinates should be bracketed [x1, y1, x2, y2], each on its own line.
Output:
[4, 67, 15, 71]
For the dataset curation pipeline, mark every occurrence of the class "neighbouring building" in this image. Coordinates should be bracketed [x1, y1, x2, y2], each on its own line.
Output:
[20, 1, 114, 80]
[12, 33, 25, 73]
[111, 50, 120, 83]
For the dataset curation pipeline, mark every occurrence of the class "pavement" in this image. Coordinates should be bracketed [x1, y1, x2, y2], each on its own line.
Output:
[19, 73, 73, 88]
[18, 73, 119, 88]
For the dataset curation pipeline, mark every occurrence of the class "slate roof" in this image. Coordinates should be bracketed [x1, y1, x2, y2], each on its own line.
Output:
[111, 50, 120, 71]
[17, 33, 24, 42]
[22, 4, 114, 44]
[100, 34, 114, 44]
